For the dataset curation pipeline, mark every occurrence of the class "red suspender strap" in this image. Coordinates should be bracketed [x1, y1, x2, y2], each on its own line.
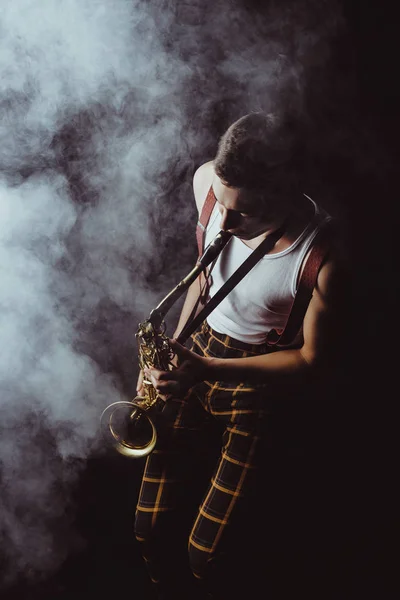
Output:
[191, 185, 217, 309]
[266, 220, 334, 348]
[196, 186, 217, 256]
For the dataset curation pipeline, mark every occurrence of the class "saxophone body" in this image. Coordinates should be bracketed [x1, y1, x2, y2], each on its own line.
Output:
[101, 318, 173, 458]
[100, 230, 232, 458]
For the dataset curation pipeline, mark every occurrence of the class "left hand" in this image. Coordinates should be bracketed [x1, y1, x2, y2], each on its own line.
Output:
[144, 339, 210, 399]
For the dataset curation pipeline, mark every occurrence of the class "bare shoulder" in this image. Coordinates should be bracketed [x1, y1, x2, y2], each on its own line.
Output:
[317, 226, 350, 297]
[193, 161, 214, 214]
[301, 241, 350, 366]
[315, 243, 350, 313]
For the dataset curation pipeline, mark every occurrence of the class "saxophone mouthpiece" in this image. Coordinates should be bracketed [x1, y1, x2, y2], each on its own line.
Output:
[197, 230, 232, 269]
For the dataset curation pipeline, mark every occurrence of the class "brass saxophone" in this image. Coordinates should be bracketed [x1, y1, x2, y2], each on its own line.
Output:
[100, 230, 232, 458]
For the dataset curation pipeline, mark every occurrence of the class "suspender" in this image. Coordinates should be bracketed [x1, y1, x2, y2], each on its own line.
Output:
[194, 186, 333, 348]
[195, 186, 219, 306]
[196, 186, 217, 256]
[266, 221, 333, 347]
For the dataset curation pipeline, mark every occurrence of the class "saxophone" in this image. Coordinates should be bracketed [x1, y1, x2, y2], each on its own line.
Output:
[100, 230, 232, 458]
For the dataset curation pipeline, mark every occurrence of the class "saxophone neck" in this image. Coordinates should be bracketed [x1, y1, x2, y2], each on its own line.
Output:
[149, 264, 203, 329]
[148, 230, 232, 329]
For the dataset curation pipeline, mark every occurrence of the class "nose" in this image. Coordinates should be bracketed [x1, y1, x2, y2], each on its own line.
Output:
[219, 206, 240, 231]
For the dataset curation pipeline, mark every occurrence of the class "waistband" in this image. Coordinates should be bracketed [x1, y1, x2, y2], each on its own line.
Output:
[191, 320, 275, 358]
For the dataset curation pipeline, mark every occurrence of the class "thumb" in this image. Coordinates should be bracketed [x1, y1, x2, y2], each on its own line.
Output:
[169, 338, 192, 360]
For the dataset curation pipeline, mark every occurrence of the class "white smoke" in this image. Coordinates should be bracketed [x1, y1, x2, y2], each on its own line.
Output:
[0, 0, 191, 585]
[0, 0, 346, 588]
[0, 173, 122, 582]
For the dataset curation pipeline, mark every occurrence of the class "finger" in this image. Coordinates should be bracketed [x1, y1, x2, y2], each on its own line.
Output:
[144, 368, 179, 383]
[144, 369, 168, 390]
[170, 353, 180, 368]
[157, 393, 170, 402]
[136, 371, 144, 395]
[169, 339, 192, 360]
[155, 380, 182, 396]
[143, 368, 159, 384]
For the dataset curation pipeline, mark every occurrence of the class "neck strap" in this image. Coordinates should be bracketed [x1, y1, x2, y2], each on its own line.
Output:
[177, 220, 288, 345]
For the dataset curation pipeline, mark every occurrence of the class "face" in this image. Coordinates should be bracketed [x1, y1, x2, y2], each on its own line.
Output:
[212, 175, 287, 241]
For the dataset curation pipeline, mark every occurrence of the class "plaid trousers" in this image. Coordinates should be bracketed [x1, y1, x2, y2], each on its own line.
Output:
[134, 321, 276, 585]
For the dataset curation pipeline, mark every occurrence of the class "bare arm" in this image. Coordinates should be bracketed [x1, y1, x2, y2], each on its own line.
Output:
[204, 257, 345, 383]
[172, 279, 203, 339]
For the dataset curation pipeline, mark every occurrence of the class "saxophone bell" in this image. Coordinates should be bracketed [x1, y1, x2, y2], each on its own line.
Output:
[100, 398, 157, 458]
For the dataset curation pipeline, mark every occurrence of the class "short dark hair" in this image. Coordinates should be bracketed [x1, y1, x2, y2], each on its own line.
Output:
[214, 112, 303, 194]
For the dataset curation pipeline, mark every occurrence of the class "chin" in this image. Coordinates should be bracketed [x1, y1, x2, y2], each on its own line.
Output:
[234, 230, 259, 240]
[232, 231, 248, 239]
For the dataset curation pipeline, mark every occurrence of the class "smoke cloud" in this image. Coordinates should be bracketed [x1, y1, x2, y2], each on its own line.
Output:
[0, 0, 352, 588]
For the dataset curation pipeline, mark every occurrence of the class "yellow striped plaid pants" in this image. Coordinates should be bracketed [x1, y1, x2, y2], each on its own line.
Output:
[134, 321, 275, 586]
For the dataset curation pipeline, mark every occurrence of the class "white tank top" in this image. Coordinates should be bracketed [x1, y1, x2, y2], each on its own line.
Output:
[205, 195, 332, 344]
